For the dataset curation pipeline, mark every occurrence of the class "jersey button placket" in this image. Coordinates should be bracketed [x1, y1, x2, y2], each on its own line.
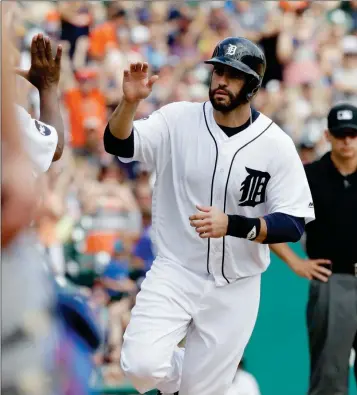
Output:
[215, 166, 226, 208]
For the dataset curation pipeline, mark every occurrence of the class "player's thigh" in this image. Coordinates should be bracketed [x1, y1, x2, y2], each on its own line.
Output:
[121, 259, 195, 372]
[179, 274, 261, 395]
[307, 276, 357, 394]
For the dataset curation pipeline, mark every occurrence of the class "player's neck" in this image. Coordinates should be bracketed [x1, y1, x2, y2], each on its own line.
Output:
[213, 103, 251, 128]
[331, 151, 357, 175]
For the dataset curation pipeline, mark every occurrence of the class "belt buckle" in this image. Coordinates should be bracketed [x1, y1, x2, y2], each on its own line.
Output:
[355, 263, 357, 277]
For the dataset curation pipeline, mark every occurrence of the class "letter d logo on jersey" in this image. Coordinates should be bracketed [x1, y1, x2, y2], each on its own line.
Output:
[239, 167, 270, 207]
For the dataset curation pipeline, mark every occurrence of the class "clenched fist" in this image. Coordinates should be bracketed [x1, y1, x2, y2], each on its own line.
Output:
[123, 62, 159, 104]
[189, 205, 229, 239]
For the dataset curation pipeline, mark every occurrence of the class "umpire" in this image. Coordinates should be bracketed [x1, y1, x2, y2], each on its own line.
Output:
[271, 102, 357, 395]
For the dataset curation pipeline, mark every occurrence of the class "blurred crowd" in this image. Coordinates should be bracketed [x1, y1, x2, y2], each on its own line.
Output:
[9, 0, 357, 388]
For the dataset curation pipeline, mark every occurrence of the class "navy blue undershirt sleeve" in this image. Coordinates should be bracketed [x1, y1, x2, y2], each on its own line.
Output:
[263, 212, 305, 244]
[103, 123, 135, 158]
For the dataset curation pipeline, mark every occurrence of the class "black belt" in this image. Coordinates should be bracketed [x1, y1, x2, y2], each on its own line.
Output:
[331, 262, 357, 276]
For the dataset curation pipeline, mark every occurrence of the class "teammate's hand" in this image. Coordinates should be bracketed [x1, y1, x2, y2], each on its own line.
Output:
[290, 258, 332, 282]
[123, 62, 159, 103]
[16, 34, 62, 91]
[189, 205, 228, 239]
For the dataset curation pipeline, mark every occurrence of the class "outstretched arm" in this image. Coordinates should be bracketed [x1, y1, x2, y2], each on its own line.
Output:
[104, 62, 174, 170]
[16, 34, 64, 161]
[107, 62, 159, 141]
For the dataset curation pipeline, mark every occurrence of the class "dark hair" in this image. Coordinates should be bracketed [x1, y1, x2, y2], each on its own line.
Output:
[112, 8, 127, 19]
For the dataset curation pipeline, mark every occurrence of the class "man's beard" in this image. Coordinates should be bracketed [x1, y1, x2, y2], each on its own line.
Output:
[209, 86, 246, 113]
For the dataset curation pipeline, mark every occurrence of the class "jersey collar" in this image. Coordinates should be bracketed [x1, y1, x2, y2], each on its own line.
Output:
[203, 101, 272, 145]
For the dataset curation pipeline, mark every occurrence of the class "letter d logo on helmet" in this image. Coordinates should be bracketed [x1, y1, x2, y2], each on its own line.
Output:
[205, 37, 266, 101]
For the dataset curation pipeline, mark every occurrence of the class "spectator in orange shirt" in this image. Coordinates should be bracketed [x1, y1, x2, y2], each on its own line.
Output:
[64, 68, 106, 152]
[60, 42, 106, 153]
[89, 8, 128, 61]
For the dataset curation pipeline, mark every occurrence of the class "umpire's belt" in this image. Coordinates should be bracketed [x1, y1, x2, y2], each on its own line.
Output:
[331, 262, 357, 277]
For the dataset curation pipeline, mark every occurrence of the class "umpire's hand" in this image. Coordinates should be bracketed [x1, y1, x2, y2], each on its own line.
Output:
[290, 258, 332, 282]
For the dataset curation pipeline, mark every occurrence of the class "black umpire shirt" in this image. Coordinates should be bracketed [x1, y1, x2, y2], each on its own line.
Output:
[304, 152, 357, 273]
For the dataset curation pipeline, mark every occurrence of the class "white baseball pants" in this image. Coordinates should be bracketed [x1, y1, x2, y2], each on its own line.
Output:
[120, 258, 261, 395]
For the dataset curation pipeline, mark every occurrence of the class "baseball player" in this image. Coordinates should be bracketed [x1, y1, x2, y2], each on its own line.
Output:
[2, 31, 64, 395]
[104, 37, 315, 395]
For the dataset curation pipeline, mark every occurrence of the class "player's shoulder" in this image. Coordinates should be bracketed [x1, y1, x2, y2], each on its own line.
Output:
[15, 105, 58, 174]
[15, 104, 54, 136]
[159, 101, 204, 119]
[15, 104, 31, 124]
[261, 115, 297, 152]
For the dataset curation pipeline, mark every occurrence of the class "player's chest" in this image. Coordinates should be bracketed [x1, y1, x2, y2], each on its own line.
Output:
[173, 132, 271, 207]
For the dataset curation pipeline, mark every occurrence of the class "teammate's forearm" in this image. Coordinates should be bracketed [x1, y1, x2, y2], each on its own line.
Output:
[269, 243, 300, 268]
[39, 87, 64, 161]
[108, 98, 140, 140]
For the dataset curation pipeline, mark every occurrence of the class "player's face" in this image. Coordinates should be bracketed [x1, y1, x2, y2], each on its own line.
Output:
[326, 129, 357, 159]
[209, 65, 246, 113]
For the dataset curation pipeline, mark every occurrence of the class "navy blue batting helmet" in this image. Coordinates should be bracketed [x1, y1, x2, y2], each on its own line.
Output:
[205, 37, 266, 101]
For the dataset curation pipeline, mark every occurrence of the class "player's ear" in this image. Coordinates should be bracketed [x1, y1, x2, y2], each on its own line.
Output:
[324, 129, 332, 143]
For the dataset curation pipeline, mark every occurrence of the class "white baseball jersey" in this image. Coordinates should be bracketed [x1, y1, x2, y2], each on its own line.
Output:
[119, 101, 315, 286]
[16, 105, 58, 175]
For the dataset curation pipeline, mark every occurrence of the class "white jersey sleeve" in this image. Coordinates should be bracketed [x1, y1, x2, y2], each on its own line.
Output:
[16, 105, 58, 174]
[266, 133, 315, 223]
[118, 105, 171, 172]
